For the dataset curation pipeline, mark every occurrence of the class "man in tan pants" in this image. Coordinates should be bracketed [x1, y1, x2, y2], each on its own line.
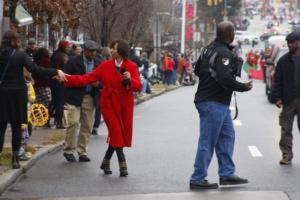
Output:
[63, 40, 103, 162]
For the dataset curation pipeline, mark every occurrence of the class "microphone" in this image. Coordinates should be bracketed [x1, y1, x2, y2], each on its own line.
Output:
[120, 68, 131, 89]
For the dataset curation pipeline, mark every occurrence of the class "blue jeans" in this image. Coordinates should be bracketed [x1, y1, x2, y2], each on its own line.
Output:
[141, 79, 148, 93]
[190, 101, 235, 183]
[163, 70, 173, 85]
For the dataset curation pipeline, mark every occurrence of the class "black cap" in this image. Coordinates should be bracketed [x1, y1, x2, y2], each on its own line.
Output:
[83, 40, 100, 51]
[286, 32, 300, 42]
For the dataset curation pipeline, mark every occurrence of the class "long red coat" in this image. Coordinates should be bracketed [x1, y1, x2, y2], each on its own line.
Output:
[65, 59, 142, 148]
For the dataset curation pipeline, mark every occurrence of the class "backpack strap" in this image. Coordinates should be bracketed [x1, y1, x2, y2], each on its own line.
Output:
[0, 49, 16, 85]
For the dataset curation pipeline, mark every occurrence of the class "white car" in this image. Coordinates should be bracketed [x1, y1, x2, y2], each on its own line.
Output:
[235, 30, 259, 45]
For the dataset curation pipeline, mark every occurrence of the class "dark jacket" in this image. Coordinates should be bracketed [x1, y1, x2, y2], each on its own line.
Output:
[32, 58, 51, 87]
[64, 54, 102, 106]
[0, 47, 57, 123]
[194, 40, 247, 105]
[0, 47, 57, 91]
[274, 52, 297, 105]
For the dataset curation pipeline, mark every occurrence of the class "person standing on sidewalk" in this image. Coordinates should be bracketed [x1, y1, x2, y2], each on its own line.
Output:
[63, 40, 102, 162]
[64, 40, 142, 176]
[0, 31, 66, 169]
[273, 32, 300, 165]
[190, 21, 253, 190]
[49, 41, 71, 129]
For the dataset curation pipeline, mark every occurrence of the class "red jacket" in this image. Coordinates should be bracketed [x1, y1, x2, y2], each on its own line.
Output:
[65, 59, 142, 147]
[163, 57, 175, 71]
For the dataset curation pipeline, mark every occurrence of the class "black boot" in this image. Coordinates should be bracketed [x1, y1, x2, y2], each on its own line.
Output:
[12, 152, 21, 169]
[100, 159, 112, 174]
[119, 161, 128, 177]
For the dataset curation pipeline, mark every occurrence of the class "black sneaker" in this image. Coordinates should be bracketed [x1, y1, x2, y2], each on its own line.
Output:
[63, 153, 76, 162]
[219, 175, 248, 185]
[79, 155, 91, 162]
[190, 180, 218, 190]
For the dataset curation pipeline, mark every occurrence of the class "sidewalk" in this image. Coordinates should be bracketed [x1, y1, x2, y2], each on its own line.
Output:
[0, 84, 180, 194]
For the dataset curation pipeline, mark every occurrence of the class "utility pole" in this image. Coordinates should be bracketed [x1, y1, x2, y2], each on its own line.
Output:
[0, 0, 4, 39]
[180, 0, 186, 54]
[223, 0, 228, 21]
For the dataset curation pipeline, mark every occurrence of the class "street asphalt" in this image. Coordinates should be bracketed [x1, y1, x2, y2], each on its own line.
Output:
[0, 191, 291, 200]
[1, 5, 300, 200]
[0, 81, 299, 200]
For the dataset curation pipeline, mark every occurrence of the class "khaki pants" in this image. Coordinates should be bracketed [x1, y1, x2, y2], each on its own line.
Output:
[279, 98, 300, 160]
[64, 95, 95, 156]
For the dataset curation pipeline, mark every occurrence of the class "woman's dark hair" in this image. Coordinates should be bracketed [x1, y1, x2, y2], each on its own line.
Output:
[110, 40, 129, 59]
[34, 47, 50, 61]
[1, 30, 21, 48]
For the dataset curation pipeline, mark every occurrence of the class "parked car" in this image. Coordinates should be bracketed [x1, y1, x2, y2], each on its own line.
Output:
[235, 30, 259, 45]
[288, 18, 300, 25]
[265, 47, 289, 103]
[235, 18, 251, 31]
[266, 21, 279, 29]
[260, 32, 272, 41]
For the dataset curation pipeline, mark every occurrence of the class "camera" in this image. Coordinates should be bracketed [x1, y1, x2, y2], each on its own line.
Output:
[120, 68, 131, 88]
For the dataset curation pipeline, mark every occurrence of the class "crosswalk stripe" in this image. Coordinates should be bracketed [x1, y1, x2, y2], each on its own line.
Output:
[248, 146, 263, 157]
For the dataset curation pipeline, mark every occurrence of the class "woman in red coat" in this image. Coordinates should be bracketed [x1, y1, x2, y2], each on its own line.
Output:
[65, 40, 142, 176]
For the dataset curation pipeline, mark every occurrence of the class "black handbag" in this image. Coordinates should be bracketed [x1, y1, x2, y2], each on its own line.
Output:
[0, 49, 16, 85]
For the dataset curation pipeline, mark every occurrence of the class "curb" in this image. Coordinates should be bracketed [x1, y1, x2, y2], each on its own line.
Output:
[0, 143, 63, 194]
[0, 85, 180, 195]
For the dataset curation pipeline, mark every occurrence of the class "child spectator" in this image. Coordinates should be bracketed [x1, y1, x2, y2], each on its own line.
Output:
[19, 73, 36, 161]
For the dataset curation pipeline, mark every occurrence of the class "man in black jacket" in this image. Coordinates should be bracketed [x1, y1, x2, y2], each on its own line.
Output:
[63, 40, 102, 162]
[274, 32, 300, 165]
[190, 21, 252, 190]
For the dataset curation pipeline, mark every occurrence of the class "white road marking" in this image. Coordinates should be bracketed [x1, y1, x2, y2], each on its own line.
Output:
[248, 146, 263, 157]
[233, 119, 242, 126]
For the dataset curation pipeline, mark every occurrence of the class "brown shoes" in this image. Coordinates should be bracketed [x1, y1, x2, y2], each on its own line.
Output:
[279, 157, 292, 165]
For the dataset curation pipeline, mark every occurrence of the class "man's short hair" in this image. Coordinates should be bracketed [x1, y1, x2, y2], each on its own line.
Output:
[286, 32, 300, 42]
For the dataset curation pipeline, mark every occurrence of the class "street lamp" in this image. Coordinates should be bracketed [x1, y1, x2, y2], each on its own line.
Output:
[154, 12, 170, 66]
[0, 0, 4, 39]
[180, 0, 186, 54]
[101, 0, 113, 47]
